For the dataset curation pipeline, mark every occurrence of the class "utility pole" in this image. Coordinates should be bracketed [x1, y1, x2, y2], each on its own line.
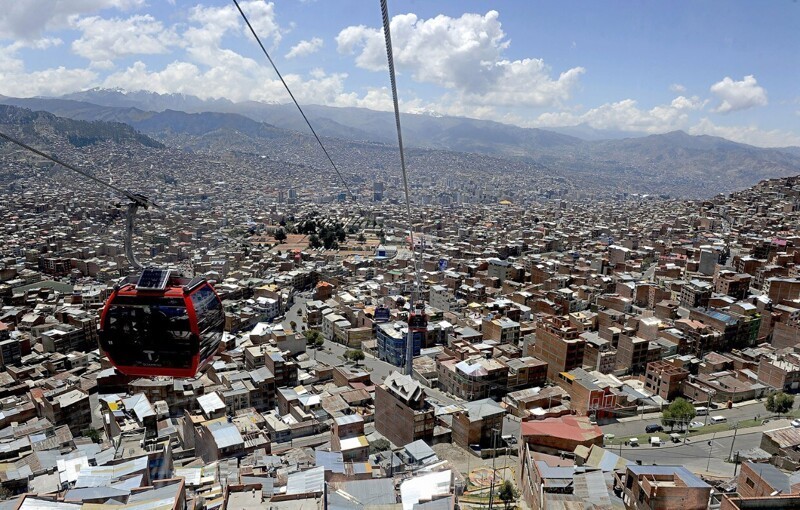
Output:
[728, 422, 739, 463]
[488, 427, 499, 510]
[706, 432, 716, 473]
[704, 392, 713, 427]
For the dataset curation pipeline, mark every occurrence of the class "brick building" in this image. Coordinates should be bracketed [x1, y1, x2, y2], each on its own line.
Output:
[451, 398, 505, 449]
[615, 334, 660, 375]
[375, 372, 435, 447]
[644, 360, 690, 400]
[532, 316, 586, 381]
[618, 465, 711, 510]
[736, 462, 800, 499]
[757, 356, 800, 392]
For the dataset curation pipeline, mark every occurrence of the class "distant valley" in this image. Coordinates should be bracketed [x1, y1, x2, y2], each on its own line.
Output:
[1, 89, 799, 198]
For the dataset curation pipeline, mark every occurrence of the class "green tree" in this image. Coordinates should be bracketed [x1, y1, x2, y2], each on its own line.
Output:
[314, 337, 325, 349]
[274, 228, 287, 243]
[305, 330, 321, 346]
[497, 479, 519, 509]
[661, 397, 696, 430]
[369, 438, 391, 454]
[309, 234, 322, 249]
[83, 427, 101, 443]
[357, 232, 366, 243]
[346, 349, 365, 366]
[766, 392, 795, 416]
[289, 320, 297, 332]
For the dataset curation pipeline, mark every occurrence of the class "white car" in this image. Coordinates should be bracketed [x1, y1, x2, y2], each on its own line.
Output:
[791, 419, 800, 428]
[689, 421, 704, 429]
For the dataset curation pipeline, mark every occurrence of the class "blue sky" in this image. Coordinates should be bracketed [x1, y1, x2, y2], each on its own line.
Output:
[1, 0, 798, 146]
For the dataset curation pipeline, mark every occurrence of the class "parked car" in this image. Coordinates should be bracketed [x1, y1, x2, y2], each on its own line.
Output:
[650, 436, 663, 447]
[790, 419, 800, 428]
[645, 424, 664, 433]
[689, 421, 704, 429]
[710, 415, 727, 424]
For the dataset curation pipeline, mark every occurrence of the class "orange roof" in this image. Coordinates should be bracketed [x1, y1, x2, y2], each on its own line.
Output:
[521, 416, 603, 442]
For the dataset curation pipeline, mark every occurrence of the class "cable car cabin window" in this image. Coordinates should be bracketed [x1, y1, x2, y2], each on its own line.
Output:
[190, 285, 224, 362]
[104, 298, 194, 369]
[408, 314, 427, 330]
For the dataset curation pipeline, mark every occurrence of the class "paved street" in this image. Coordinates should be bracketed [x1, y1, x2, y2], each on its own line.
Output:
[614, 429, 764, 477]
[600, 400, 774, 439]
[281, 293, 308, 332]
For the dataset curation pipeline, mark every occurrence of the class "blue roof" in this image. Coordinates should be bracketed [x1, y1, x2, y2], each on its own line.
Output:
[704, 310, 738, 326]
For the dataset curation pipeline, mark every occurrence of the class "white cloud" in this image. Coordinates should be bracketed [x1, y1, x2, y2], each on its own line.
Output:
[710, 75, 767, 114]
[182, 1, 282, 71]
[0, 51, 97, 97]
[336, 11, 582, 108]
[533, 95, 705, 133]
[0, 0, 145, 40]
[285, 37, 323, 59]
[0, 43, 97, 97]
[71, 15, 180, 67]
[101, 59, 355, 106]
[689, 118, 800, 147]
[670, 83, 686, 93]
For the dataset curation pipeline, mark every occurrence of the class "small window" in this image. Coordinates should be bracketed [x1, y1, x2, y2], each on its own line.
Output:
[745, 477, 754, 488]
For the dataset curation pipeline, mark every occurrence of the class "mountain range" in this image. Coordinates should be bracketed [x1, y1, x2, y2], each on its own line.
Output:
[1, 88, 799, 198]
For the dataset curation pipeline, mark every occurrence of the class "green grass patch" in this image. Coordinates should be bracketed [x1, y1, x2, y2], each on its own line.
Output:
[605, 432, 671, 446]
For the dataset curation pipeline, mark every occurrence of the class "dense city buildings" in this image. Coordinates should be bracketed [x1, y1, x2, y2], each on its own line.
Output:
[2, 98, 800, 508]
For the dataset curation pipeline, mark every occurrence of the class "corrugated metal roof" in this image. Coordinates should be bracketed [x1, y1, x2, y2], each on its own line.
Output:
[123, 394, 155, 421]
[334, 414, 363, 426]
[209, 422, 243, 449]
[240, 475, 275, 496]
[286, 466, 325, 495]
[63, 487, 130, 502]
[400, 470, 452, 510]
[315, 450, 345, 474]
[74, 457, 148, 488]
[197, 393, 226, 415]
[18, 497, 81, 509]
[337, 478, 395, 506]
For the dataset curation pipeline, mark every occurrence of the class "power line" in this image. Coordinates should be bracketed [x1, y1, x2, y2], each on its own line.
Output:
[232, 0, 355, 201]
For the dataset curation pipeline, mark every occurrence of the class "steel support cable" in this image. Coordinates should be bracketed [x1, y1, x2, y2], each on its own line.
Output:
[380, 0, 423, 375]
[0, 131, 158, 210]
[0, 130, 248, 263]
[379, 0, 422, 297]
[232, 0, 355, 201]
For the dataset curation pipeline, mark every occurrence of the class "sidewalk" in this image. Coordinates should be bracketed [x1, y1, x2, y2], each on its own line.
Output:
[613, 418, 791, 451]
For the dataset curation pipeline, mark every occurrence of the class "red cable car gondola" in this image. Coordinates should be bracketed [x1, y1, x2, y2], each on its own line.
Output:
[408, 301, 428, 333]
[99, 268, 224, 378]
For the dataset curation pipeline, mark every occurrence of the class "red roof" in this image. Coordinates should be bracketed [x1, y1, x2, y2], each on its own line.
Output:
[521, 416, 603, 442]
